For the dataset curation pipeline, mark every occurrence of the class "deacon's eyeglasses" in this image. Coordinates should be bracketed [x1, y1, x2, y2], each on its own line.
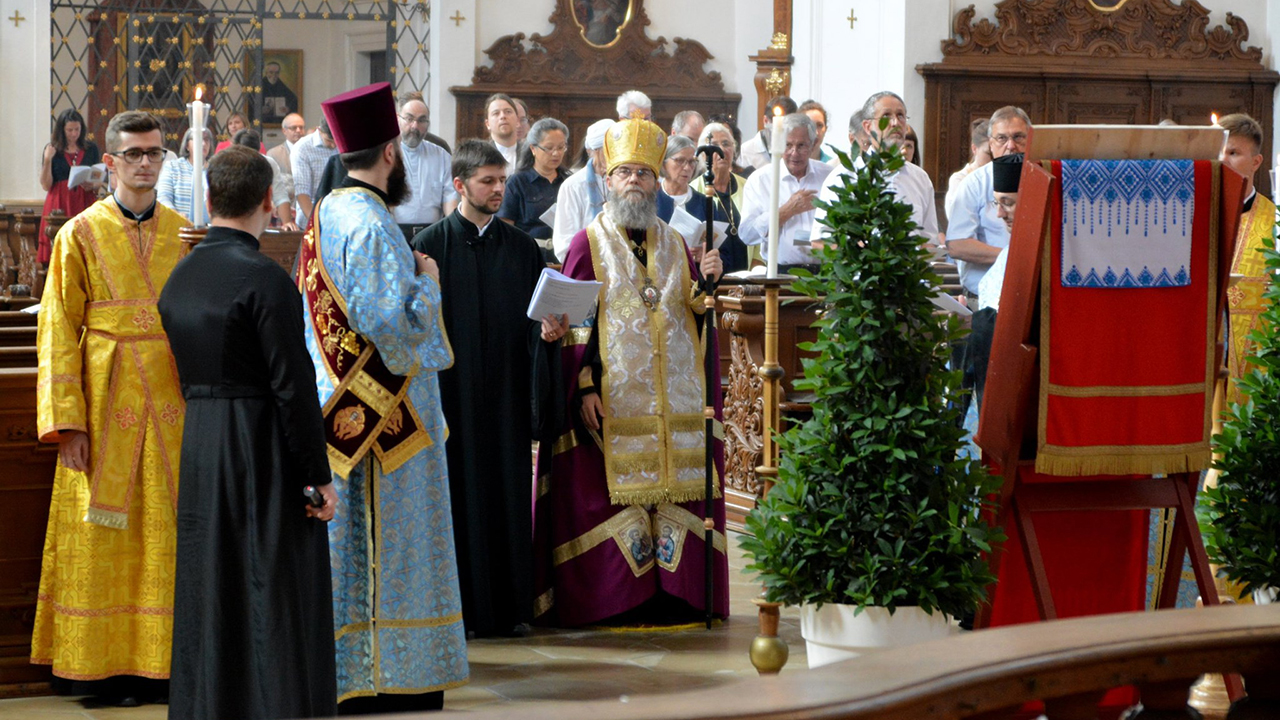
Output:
[109, 148, 166, 164]
[611, 167, 655, 181]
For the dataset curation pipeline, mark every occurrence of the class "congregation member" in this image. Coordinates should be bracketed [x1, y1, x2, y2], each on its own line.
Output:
[302, 83, 468, 713]
[616, 89, 653, 120]
[811, 92, 938, 248]
[945, 106, 1031, 296]
[659, 134, 697, 210]
[499, 117, 570, 260]
[411, 140, 563, 639]
[739, 96, 797, 169]
[903, 126, 920, 165]
[671, 110, 706, 141]
[484, 93, 522, 176]
[268, 112, 306, 177]
[740, 112, 832, 272]
[214, 113, 263, 154]
[848, 108, 871, 154]
[394, 93, 458, 238]
[799, 99, 834, 163]
[39, 109, 102, 262]
[159, 145, 337, 720]
[34, 110, 184, 707]
[514, 97, 531, 143]
[970, 152, 1023, 408]
[156, 127, 213, 222]
[1217, 113, 1276, 408]
[292, 119, 337, 227]
[688, 122, 751, 272]
[232, 129, 297, 231]
[533, 115, 730, 627]
[553, 118, 614, 261]
[945, 119, 992, 210]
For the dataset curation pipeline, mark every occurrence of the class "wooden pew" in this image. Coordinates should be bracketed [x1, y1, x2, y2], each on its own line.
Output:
[0, 364, 55, 696]
[448, 604, 1280, 720]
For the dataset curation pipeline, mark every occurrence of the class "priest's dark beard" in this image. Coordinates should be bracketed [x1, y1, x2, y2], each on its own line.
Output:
[386, 151, 411, 207]
[605, 186, 658, 229]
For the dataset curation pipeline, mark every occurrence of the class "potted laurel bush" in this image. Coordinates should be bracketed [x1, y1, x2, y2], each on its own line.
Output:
[740, 133, 1002, 668]
[1199, 243, 1280, 606]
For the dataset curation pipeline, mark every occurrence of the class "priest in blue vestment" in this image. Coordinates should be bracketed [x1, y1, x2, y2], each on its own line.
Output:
[300, 82, 468, 713]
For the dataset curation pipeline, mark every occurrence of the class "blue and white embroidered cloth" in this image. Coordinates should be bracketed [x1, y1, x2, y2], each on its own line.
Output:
[1060, 159, 1194, 288]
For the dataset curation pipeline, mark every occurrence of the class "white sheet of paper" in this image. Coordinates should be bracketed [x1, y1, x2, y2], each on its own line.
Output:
[538, 202, 557, 227]
[20, 303, 40, 314]
[930, 289, 973, 317]
[67, 163, 106, 190]
[526, 267, 603, 325]
[726, 266, 767, 280]
[668, 206, 705, 246]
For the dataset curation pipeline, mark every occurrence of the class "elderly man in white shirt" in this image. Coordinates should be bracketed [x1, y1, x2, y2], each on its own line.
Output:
[394, 96, 458, 236]
[552, 119, 615, 262]
[811, 91, 938, 247]
[740, 112, 833, 270]
[944, 106, 1032, 296]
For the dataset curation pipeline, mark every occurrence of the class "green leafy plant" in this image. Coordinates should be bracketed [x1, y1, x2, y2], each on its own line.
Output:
[739, 132, 1002, 617]
[1199, 242, 1280, 600]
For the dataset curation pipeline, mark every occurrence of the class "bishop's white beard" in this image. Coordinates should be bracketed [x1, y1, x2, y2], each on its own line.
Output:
[605, 186, 658, 229]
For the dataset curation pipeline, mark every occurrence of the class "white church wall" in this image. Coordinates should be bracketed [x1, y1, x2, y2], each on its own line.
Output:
[1, 0, 53, 202]
[259, 19, 385, 137]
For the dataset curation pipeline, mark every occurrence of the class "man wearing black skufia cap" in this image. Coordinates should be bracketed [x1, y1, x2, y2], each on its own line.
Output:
[970, 152, 1023, 408]
[298, 83, 469, 713]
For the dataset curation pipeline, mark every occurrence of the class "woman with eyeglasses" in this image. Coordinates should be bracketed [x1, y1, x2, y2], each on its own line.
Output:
[499, 117, 570, 261]
[659, 135, 697, 210]
[686, 122, 751, 272]
[156, 127, 214, 223]
[39, 109, 103, 264]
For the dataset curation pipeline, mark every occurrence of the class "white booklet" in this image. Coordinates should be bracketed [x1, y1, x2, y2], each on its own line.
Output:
[538, 202, 557, 227]
[668, 205, 727, 249]
[930, 288, 973, 317]
[68, 163, 107, 190]
[526, 267, 603, 325]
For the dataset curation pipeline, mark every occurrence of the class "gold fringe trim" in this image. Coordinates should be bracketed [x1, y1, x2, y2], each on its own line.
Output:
[589, 620, 722, 633]
[1035, 448, 1212, 477]
[607, 486, 709, 507]
[84, 507, 128, 529]
[565, 327, 593, 346]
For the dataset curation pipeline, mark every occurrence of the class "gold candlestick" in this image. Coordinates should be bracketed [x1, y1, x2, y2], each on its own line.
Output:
[751, 275, 792, 495]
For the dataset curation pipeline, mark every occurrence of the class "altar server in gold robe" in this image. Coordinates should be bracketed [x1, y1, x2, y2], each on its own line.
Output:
[32, 110, 186, 704]
[1218, 113, 1276, 407]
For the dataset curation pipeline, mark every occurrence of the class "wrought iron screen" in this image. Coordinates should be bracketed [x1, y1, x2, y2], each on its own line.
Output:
[50, 0, 430, 147]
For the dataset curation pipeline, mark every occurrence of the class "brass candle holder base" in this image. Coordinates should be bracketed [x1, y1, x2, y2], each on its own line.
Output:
[750, 597, 789, 675]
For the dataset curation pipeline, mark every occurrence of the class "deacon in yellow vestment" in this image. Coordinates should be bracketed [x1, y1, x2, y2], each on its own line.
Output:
[1225, 192, 1277, 406]
[32, 189, 186, 680]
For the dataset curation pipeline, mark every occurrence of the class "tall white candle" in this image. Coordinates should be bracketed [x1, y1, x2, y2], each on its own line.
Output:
[188, 87, 208, 226]
[766, 108, 785, 279]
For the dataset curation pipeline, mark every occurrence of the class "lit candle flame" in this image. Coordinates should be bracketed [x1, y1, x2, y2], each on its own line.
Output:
[773, 106, 784, 118]
[195, 85, 203, 102]
[1210, 112, 1219, 125]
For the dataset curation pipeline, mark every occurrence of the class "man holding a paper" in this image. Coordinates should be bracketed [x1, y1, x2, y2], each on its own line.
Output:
[532, 116, 730, 628]
[410, 140, 567, 639]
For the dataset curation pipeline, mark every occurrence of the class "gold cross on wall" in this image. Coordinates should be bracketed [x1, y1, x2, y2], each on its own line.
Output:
[847, 10, 858, 29]
[450, 10, 466, 26]
[9, 10, 26, 27]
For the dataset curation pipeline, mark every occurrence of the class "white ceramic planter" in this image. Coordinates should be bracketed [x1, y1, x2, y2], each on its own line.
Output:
[1254, 586, 1278, 605]
[799, 603, 954, 668]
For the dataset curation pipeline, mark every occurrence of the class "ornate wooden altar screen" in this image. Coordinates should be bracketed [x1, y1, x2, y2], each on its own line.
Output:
[974, 126, 1244, 647]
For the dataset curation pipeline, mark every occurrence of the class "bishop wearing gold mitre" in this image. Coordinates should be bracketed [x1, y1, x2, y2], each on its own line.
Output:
[532, 115, 730, 627]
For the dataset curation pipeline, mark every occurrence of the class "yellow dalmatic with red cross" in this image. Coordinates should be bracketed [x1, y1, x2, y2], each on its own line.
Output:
[32, 198, 186, 680]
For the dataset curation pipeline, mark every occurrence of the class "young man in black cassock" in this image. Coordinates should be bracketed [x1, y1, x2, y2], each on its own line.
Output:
[158, 145, 339, 720]
[410, 140, 569, 638]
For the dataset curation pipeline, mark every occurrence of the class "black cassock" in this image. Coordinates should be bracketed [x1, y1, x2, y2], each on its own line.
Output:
[411, 211, 558, 637]
[158, 226, 337, 720]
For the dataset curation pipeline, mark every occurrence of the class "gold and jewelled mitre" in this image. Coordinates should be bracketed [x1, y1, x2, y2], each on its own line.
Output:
[604, 114, 667, 176]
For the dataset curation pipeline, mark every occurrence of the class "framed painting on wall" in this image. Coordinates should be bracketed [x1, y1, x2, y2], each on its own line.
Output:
[244, 49, 303, 127]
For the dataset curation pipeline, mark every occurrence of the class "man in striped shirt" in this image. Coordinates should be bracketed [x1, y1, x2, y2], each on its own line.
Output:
[292, 120, 337, 227]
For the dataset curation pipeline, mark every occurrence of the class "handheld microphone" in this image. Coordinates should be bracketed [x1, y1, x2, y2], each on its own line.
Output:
[304, 485, 326, 508]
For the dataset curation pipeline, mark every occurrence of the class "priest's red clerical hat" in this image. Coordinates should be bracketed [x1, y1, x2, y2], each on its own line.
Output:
[321, 83, 400, 154]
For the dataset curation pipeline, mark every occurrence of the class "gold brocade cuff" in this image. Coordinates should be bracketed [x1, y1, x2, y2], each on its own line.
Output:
[578, 365, 595, 390]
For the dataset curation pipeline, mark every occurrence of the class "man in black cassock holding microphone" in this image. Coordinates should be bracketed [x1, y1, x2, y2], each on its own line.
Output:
[410, 139, 568, 638]
[158, 145, 338, 719]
